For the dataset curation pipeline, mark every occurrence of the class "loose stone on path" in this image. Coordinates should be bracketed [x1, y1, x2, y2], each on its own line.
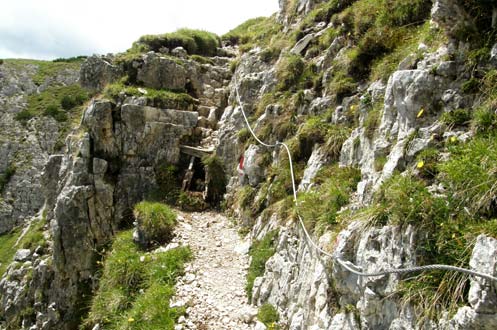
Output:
[170, 211, 258, 330]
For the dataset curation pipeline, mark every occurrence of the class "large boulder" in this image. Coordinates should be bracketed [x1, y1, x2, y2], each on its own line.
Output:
[80, 55, 122, 91]
[136, 52, 188, 91]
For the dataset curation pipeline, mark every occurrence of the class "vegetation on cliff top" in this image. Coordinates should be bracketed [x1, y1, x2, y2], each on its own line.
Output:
[134, 28, 221, 57]
[103, 80, 197, 111]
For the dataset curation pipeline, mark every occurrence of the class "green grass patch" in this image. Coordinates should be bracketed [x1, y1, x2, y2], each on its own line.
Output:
[471, 69, 497, 134]
[439, 135, 497, 218]
[18, 215, 48, 251]
[275, 53, 305, 91]
[371, 174, 449, 227]
[15, 84, 89, 123]
[441, 108, 471, 127]
[135, 28, 220, 57]
[246, 230, 279, 300]
[190, 55, 215, 65]
[83, 230, 191, 330]
[133, 202, 176, 248]
[298, 165, 361, 234]
[222, 16, 284, 51]
[258, 303, 280, 328]
[0, 229, 22, 276]
[415, 148, 439, 180]
[363, 147, 497, 321]
[103, 81, 197, 111]
[364, 104, 382, 139]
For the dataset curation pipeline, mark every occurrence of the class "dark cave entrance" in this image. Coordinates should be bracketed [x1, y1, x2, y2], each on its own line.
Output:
[185, 156, 206, 192]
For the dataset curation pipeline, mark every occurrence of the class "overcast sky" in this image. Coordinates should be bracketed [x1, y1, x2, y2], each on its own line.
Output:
[0, 0, 279, 60]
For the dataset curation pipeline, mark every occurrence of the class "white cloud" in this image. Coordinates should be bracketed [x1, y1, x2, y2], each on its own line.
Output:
[0, 0, 279, 60]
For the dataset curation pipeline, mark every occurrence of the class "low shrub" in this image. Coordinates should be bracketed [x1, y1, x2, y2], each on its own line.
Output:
[371, 174, 449, 227]
[133, 202, 177, 248]
[471, 107, 497, 134]
[441, 109, 471, 126]
[415, 148, 439, 179]
[44, 104, 68, 122]
[15, 110, 34, 123]
[177, 191, 208, 212]
[275, 53, 305, 91]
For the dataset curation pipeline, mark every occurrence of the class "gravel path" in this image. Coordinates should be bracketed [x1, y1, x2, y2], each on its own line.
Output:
[170, 211, 259, 330]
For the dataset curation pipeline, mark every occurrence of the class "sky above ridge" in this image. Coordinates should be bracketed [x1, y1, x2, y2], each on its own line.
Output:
[0, 0, 279, 60]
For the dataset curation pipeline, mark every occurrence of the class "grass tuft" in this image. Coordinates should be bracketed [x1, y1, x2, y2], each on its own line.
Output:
[246, 230, 279, 300]
[133, 202, 177, 248]
[258, 303, 280, 328]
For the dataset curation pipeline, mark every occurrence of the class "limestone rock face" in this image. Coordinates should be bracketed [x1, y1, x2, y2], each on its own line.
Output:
[0, 47, 233, 329]
[0, 61, 79, 233]
[0, 100, 199, 329]
[80, 55, 123, 91]
[137, 52, 188, 90]
[217, 49, 276, 175]
[446, 235, 497, 329]
[431, 0, 473, 38]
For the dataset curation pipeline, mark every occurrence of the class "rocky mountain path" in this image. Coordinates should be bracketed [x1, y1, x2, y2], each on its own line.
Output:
[169, 210, 259, 330]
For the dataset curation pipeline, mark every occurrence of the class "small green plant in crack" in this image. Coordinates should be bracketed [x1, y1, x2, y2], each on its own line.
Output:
[364, 105, 382, 140]
[258, 303, 280, 329]
[0, 165, 16, 193]
[246, 230, 279, 300]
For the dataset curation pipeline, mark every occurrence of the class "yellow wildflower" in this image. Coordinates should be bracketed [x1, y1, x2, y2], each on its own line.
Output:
[128, 317, 135, 323]
[450, 136, 457, 143]
[417, 160, 425, 169]
[417, 108, 424, 118]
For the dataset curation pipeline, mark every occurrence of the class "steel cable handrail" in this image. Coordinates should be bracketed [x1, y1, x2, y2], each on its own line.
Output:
[232, 76, 497, 283]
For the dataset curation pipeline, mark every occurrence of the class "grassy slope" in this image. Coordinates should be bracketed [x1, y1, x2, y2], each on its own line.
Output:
[227, 0, 497, 322]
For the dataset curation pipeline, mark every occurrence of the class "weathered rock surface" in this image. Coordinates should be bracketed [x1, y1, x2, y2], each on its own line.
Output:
[80, 55, 122, 91]
[0, 61, 80, 233]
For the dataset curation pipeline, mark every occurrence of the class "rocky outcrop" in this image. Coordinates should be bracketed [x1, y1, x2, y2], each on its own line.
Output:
[447, 235, 497, 330]
[0, 48, 233, 329]
[0, 61, 80, 233]
[80, 55, 122, 91]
